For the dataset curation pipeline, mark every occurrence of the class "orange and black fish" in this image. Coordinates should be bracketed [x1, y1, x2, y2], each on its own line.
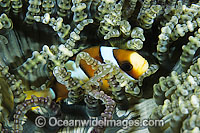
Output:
[24, 46, 149, 102]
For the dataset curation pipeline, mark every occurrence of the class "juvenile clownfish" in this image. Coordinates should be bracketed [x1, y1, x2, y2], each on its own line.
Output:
[65, 46, 149, 93]
[24, 46, 149, 102]
[23, 80, 68, 102]
[23, 88, 56, 110]
[68, 46, 149, 80]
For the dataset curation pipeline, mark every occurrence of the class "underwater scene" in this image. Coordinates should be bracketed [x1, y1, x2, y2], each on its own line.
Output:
[0, 0, 200, 132]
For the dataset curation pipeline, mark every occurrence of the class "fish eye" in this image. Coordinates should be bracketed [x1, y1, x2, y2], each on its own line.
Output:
[120, 62, 133, 72]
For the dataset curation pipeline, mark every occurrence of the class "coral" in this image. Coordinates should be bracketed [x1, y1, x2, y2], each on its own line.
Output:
[41, 0, 54, 14]
[25, 0, 42, 24]
[34, 13, 71, 41]
[157, 3, 200, 65]
[88, 90, 116, 133]
[0, 13, 13, 30]
[111, 27, 145, 50]
[57, 0, 71, 17]
[0, 0, 11, 14]
[138, 5, 162, 29]
[71, 0, 87, 23]
[10, 0, 23, 14]
[180, 30, 200, 72]
[13, 95, 60, 132]
[150, 59, 200, 132]
[0, 0, 200, 133]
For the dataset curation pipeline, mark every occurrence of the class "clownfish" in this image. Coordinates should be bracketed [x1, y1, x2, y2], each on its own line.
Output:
[24, 46, 149, 102]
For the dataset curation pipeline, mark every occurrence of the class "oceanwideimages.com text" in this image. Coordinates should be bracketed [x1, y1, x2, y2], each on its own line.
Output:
[35, 116, 164, 128]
